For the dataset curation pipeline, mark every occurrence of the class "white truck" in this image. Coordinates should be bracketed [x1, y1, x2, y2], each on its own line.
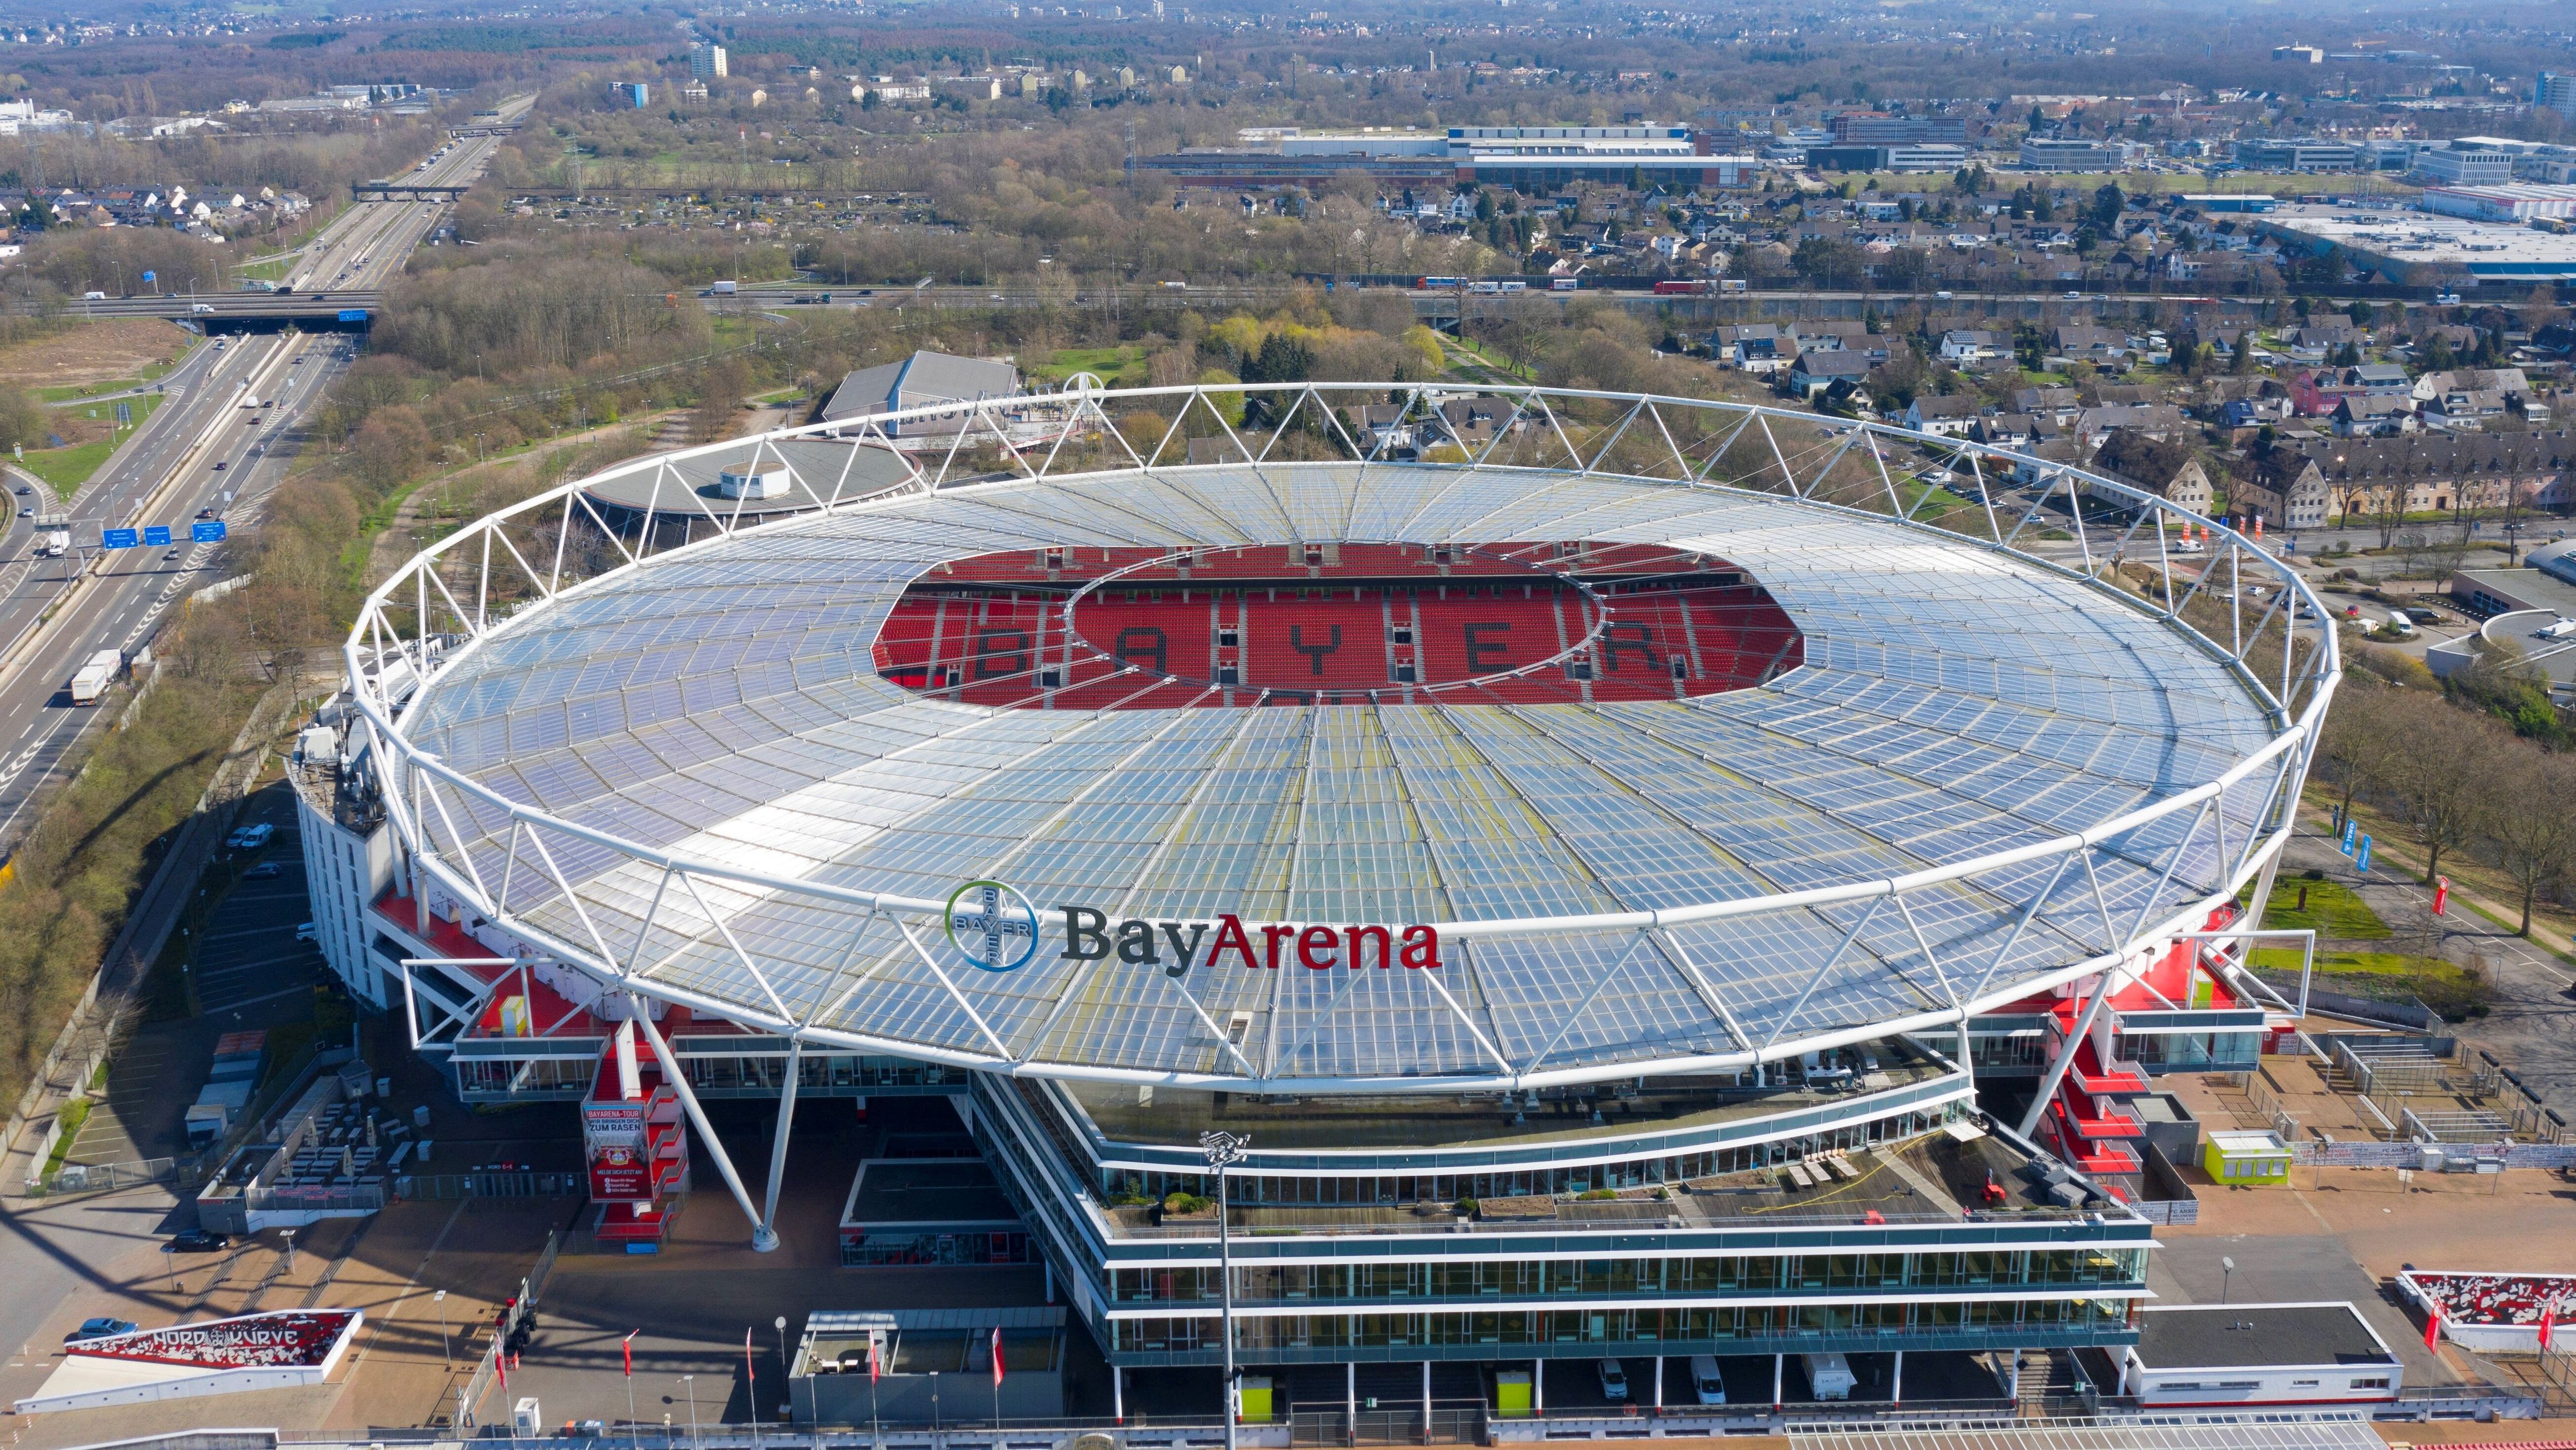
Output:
[1801, 1352, 1856, 1402]
[708, 279, 738, 296]
[69, 649, 124, 705]
[32, 514, 70, 559]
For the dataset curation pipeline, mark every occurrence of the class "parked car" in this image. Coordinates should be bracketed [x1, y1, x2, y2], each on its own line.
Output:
[1688, 1355, 1727, 1406]
[64, 1318, 137, 1344]
[226, 822, 275, 850]
[244, 862, 281, 879]
[1596, 1359, 1629, 1402]
[2404, 606, 2442, 625]
[165, 1230, 228, 1253]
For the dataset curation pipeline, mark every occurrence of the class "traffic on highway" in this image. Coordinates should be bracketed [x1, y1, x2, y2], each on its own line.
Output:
[0, 96, 530, 853]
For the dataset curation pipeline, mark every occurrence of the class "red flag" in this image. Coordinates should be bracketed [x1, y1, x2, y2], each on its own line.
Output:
[497, 1349, 509, 1393]
[2544, 1311, 2556, 1353]
[622, 1330, 637, 1377]
[745, 1326, 756, 1387]
[2425, 1300, 2443, 1352]
[869, 1333, 882, 1384]
[991, 1327, 1005, 1387]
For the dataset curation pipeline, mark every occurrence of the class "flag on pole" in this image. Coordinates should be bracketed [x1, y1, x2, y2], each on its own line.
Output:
[869, 1333, 882, 1383]
[992, 1327, 1006, 1388]
[2543, 1309, 2556, 1354]
[623, 1329, 638, 1377]
[497, 1350, 509, 1393]
[745, 1325, 757, 1387]
[2425, 1300, 2442, 1352]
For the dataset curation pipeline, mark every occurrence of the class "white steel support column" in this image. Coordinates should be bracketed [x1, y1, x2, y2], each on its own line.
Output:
[1421, 1361, 1431, 1443]
[2115, 1352, 2131, 1397]
[630, 994, 768, 1246]
[1772, 1354, 1783, 1409]
[1891, 1350, 1903, 1406]
[1114, 1367, 1125, 1423]
[2008, 1351, 2021, 1400]
[1347, 1361, 1357, 1431]
[2016, 972, 2116, 1141]
[1535, 1359, 1544, 1414]
[1653, 1355, 1664, 1409]
[754, 1039, 802, 1253]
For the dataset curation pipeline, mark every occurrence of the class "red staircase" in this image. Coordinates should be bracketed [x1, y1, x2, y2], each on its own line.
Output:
[584, 1021, 687, 1249]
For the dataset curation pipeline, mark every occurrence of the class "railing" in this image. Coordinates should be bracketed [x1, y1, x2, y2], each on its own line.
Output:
[343, 381, 2340, 1095]
[394, 1169, 583, 1199]
[26, 1153, 188, 1197]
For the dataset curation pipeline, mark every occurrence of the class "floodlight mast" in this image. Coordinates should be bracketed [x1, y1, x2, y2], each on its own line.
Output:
[1200, 1129, 1250, 1450]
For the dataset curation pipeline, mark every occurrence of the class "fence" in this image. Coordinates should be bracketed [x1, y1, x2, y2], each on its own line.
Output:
[456, 1229, 561, 1428]
[32, 1154, 184, 1196]
[394, 1169, 583, 1200]
[245, 1181, 387, 1214]
[2288, 1139, 2576, 1170]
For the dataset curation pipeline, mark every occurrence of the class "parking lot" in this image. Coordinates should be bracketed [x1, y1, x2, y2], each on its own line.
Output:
[188, 780, 326, 1016]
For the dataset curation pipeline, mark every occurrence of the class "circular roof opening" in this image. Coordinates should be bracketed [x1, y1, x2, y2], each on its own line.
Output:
[872, 540, 1803, 708]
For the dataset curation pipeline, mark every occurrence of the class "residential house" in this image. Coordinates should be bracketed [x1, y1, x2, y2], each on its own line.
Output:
[2331, 395, 2418, 437]
[1903, 394, 1983, 437]
[1938, 330, 2005, 363]
[2010, 386, 2083, 425]
[1787, 351, 1872, 398]
[2345, 363, 2412, 396]
[2073, 404, 2190, 448]
[1716, 324, 1788, 374]
[2422, 389, 2507, 431]
[1792, 324, 1893, 367]
[2231, 448, 2333, 529]
[2270, 430, 2574, 519]
[2050, 325, 2130, 368]
[2088, 428, 2216, 516]
[1971, 413, 2063, 450]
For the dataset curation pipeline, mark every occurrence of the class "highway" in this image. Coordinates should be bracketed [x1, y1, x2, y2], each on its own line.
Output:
[0, 95, 531, 856]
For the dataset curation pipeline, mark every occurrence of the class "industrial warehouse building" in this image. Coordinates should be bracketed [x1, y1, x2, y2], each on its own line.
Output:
[296, 380, 2330, 1418]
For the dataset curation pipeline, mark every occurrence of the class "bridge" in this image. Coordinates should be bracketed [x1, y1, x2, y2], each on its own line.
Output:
[448, 125, 520, 138]
[352, 180, 471, 199]
[57, 292, 384, 330]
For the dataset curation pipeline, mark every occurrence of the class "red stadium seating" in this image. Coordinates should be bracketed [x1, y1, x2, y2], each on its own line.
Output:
[875, 544, 1804, 709]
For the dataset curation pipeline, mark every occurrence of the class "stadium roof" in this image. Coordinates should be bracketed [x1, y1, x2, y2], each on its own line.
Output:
[371, 390, 2326, 1092]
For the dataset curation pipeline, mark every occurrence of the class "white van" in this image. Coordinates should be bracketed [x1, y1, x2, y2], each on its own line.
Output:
[1595, 1359, 1628, 1402]
[1802, 1352, 1855, 1401]
[1687, 1355, 1727, 1405]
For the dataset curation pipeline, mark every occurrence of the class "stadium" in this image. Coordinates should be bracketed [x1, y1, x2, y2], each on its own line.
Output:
[297, 379, 2335, 1414]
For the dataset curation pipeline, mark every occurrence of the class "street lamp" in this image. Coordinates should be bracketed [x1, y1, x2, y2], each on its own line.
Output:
[682, 1374, 699, 1450]
[774, 1316, 789, 1422]
[435, 1289, 451, 1365]
[2221, 1256, 2235, 1305]
[1199, 1129, 1250, 1450]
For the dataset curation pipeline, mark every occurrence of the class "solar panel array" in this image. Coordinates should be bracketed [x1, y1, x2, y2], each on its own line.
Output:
[398, 462, 2287, 1082]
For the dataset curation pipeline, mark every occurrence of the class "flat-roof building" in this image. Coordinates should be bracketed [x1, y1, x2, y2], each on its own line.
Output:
[2258, 207, 2576, 283]
[2115, 1303, 2401, 1409]
[2419, 183, 2576, 223]
[1137, 125, 1756, 190]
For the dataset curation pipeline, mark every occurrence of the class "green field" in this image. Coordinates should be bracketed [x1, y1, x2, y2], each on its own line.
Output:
[35, 349, 192, 404]
[17, 394, 162, 494]
[2256, 875, 2391, 940]
[1027, 345, 1147, 387]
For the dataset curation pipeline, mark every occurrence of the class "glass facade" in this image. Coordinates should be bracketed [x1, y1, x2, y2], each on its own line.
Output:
[1107, 1296, 2137, 1354]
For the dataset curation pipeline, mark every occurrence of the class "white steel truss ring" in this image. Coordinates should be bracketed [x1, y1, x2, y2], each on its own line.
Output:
[346, 382, 2341, 1093]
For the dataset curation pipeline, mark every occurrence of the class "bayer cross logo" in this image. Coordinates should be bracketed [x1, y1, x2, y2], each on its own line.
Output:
[945, 880, 1040, 973]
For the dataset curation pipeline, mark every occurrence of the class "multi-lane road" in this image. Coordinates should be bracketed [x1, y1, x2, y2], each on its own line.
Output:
[0, 96, 530, 855]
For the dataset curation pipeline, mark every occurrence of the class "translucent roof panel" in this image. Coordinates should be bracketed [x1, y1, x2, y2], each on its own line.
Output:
[395, 461, 2299, 1085]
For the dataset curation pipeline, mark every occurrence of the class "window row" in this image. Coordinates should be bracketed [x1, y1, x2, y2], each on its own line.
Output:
[1098, 1108, 1962, 1207]
[1107, 1296, 2139, 1354]
[1108, 1248, 2146, 1305]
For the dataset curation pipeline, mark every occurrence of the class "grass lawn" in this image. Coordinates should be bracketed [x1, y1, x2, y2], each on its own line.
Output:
[41, 1098, 91, 1178]
[18, 394, 162, 495]
[1027, 345, 1147, 386]
[2248, 946, 2485, 1014]
[2255, 875, 2391, 940]
[38, 355, 186, 402]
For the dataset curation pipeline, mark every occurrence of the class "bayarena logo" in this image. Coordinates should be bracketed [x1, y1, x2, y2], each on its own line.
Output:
[945, 880, 1442, 976]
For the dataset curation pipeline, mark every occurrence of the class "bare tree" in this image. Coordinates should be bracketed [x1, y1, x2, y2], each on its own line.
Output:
[2317, 684, 2399, 826]
[2385, 689, 2496, 886]
[2484, 750, 2576, 936]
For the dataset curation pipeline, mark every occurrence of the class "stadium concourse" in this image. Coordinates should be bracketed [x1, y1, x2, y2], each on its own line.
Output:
[291, 382, 2336, 1412]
